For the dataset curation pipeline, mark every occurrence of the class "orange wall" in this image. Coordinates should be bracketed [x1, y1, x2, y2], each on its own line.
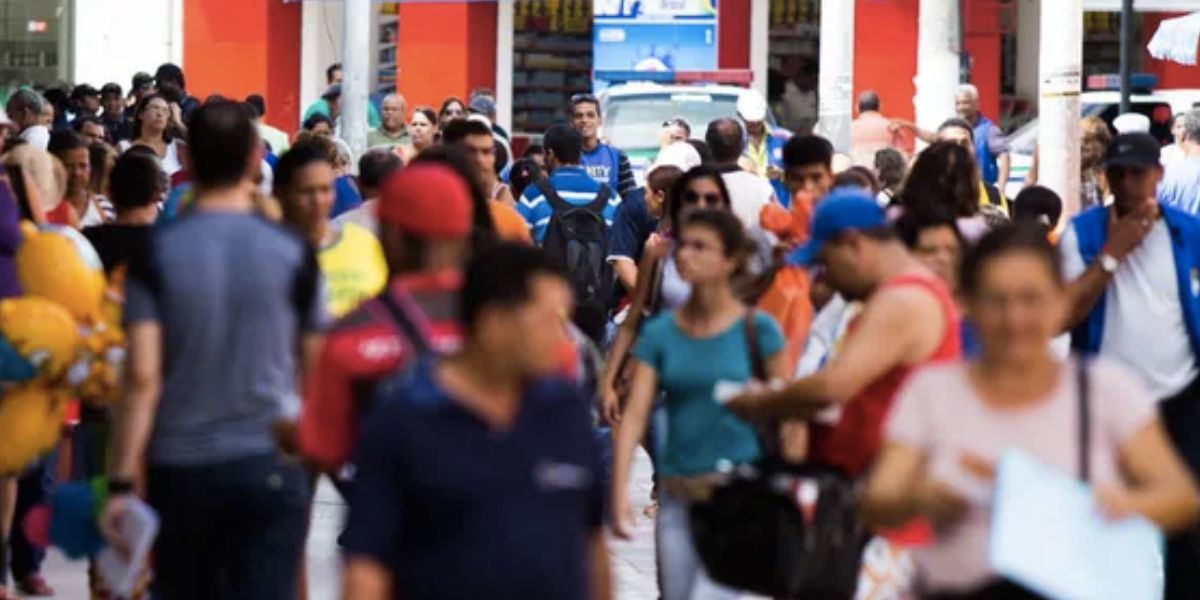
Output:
[397, 3, 497, 111]
[854, 0, 919, 121]
[183, 0, 302, 132]
[1142, 12, 1200, 91]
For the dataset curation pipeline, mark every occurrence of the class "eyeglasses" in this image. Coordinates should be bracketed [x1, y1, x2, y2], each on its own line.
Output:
[570, 93, 598, 105]
[662, 117, 689, 129]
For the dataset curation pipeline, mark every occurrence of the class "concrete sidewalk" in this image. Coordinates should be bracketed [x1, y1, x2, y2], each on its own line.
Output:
[35, 450, 661, 599]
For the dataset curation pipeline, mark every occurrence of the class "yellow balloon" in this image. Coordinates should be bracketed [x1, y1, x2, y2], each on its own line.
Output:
[15, 221, 106, 322]
[0, 297, 80, 380]
[0, 385, 64, 476]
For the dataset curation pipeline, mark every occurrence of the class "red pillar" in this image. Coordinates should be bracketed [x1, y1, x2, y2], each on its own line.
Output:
[718, 0, 751, 70]
[854, 0, 920, 121]
[962, 0, 1002, 120]
[183, 0, 302, 133]
[397, 2, 497, 110]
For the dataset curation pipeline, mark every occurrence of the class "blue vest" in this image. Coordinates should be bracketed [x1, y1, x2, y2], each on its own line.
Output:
[973, 116, 999, 185]
[1069, 204, 1200, 360]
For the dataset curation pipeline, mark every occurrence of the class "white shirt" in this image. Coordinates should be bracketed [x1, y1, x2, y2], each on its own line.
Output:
[721, 170, 776, 230]
[119, 139, 183, 177]
[20, 125, 49, 151]
[1061, 219, 1198, 398]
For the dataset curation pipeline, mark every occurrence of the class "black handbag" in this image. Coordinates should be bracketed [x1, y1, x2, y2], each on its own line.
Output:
[689, 313, 866, 599]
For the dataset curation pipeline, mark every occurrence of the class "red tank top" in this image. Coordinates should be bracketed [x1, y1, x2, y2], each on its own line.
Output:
[810, 272, 961, 477]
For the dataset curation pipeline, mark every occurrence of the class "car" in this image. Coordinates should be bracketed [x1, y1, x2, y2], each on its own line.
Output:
[1004, 89, 1200, 199]
[597, 82, 785, 185]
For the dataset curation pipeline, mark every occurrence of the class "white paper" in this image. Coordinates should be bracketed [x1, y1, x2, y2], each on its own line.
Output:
[990, 449, 1163, 600]
[95, 497, 159, 599]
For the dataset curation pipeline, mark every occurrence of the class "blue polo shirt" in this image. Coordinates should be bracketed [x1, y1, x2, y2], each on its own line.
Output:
[342, 360, 604, 600]
[517, 165, 622, 243]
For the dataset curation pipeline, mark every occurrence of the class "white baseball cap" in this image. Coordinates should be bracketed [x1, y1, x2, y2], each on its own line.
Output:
[1113, 112, 1151, 134]
[649, 142, 702, 176]
[737, 89, 768, 122]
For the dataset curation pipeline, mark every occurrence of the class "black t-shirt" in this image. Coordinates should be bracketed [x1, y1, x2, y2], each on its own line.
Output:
[83, 223, 151, 275]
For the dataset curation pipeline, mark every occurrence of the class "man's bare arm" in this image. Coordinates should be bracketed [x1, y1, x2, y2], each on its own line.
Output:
[342, 558, 391, 600]
[109, 321, 163, 483]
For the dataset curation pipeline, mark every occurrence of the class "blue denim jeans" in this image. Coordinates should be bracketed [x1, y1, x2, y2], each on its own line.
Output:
[147, 452, 311, 600]
[656, 491, 740, 600]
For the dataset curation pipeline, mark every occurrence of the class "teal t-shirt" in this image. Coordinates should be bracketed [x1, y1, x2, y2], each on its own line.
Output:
[633, 310, 785, 477]
[304, 99, 382, 129]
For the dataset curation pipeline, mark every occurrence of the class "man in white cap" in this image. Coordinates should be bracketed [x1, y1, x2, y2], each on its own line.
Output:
[738, 89, 790, 205]
[1113, 112, 1152, 135]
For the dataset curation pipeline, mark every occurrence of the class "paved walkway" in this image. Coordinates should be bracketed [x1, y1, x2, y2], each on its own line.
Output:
[36, 450, 662, 599]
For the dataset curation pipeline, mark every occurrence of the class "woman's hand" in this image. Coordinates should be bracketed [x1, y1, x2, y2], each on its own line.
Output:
[1095, 485, 1136, 522]
[610, 494, 638, 541]
[915, 479, 970, 528]
[600, 381, 622, 427]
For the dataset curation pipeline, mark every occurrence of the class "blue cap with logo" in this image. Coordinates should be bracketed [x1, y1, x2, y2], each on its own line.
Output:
[787, 187, 887, 266]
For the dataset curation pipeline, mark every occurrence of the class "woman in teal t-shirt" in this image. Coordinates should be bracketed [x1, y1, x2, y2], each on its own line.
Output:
[610, 208, 789, 600]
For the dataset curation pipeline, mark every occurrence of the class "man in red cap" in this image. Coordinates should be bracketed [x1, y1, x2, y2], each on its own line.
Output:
[298, 163, 474, 473]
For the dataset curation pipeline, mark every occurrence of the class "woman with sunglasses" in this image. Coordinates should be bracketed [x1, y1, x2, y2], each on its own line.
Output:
[602, 165, 734, 425]
[437, 97, 467, 131]
[611, 207, 790, 600]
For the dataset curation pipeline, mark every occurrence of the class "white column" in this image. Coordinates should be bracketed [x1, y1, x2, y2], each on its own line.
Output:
[496, 0, 514, 134]
[750, 0, 770, 102]
[814, 0, 854, 151]
[341, 0, 371, 162]
[914, 0, 960, 134]
[1014, 0, 1041, 102]
[1038, 0, 1083, 219]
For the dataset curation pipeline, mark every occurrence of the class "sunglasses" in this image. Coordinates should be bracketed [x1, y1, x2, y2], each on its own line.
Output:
[662, 117, 689, 129]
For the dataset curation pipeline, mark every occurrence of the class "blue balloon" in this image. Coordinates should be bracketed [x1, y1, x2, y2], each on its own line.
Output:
[49, 483, 105, 559]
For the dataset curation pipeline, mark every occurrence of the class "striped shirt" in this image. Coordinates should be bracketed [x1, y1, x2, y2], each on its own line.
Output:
[517, 165, 622, 244]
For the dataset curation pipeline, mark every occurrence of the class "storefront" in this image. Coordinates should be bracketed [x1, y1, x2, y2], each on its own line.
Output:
[0, 0, 73, 98]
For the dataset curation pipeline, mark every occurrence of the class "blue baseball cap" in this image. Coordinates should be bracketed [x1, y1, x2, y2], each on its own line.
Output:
[787, 188, 887, 266]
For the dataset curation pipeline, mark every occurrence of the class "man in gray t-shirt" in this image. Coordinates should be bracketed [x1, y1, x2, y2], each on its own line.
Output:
[102, 100, 324, 600]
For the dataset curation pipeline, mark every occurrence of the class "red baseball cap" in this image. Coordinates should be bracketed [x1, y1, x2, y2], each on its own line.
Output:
[377, 164, 474, 239]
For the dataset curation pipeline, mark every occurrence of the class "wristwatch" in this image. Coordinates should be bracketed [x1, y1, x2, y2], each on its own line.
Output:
[1099, 253, 1120, 274]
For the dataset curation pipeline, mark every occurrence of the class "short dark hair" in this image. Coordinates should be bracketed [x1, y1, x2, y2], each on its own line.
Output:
[47, 129, 88, 159]
[73, 115, 105, 134]
[303, 113, 334, 132]
[874, 147, 907, 190]
[245, 94, 266, 117]
[833, 166, 880, 195]
[782, 134, 834, 171]
[274, 141, 332, 198]
[358, 149, 403, 191]
[109, 152, 162, 211]
[460, 242, 567, 334]
[523, 143, 545, 158]
[705, 117, 744, 164]
[543, 124, 583, 165]
[858, 91, 881, 113]
[1013, 185, 1064, 230]
[507, 157, 543, 199]
[569, 93, 600, 114]
[960, 221, 1061, 298]
[154, 63, 187, 90]
[646, 165, 684, 195]
[326, 63, 342, 84]
[937, 118, 975, 140]
[680, 209, 750, 261]
[441, 119, 493, 145]
[895, 207, 962, 251]
[188, 99, 259, 188]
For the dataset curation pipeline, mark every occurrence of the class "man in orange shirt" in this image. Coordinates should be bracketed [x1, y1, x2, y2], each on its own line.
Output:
[849, 91, 909, 166]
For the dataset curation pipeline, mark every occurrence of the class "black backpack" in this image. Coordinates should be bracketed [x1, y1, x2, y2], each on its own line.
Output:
[538, 180, 613, 343]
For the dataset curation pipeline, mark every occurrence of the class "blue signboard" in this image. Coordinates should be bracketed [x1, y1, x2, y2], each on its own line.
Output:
[593, 0, 718, 88]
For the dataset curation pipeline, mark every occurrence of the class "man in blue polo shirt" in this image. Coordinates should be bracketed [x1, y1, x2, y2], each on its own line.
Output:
[571, 94, 638, 198]
[955, 83, 1009, 192]
[518, 124, 622, 243]
[1060, 132, 1200, 599]
[341, 244, 611, 600]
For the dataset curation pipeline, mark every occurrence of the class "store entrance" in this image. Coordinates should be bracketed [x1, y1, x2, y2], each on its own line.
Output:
[512, 0, 594, 135]
[767, 0, 820, 134]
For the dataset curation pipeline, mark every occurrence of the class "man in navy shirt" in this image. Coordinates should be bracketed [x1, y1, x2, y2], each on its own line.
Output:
[571, 94, 638, 197]
[342, 244, 611, 600]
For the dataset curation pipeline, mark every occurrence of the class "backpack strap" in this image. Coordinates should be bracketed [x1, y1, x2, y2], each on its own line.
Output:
[587, 183, 612, 214]
[743, 311, 766, 380]
[536, 179, 570, 213]
[376, 290, 431, 355]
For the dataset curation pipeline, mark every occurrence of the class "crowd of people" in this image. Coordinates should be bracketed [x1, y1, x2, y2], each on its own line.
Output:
[1, 59, 1200, 600]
